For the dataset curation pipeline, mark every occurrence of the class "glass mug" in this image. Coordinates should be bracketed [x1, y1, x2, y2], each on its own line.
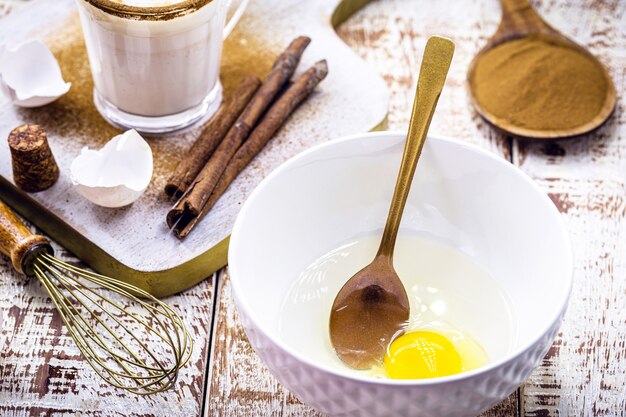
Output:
[75, 0, 248, 133]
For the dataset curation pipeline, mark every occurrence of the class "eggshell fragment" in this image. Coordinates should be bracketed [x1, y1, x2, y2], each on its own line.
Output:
[70, 130, 153, 208]
[0, 40, 71, 108]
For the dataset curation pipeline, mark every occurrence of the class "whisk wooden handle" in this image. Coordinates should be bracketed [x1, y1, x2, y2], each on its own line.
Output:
[0, 199, 52, 276]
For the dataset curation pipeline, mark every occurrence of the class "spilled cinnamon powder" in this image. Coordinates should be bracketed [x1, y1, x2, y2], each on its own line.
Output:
[16, 14, 278, 199]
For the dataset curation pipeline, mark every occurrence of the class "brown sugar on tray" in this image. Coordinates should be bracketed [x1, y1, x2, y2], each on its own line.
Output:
[166, 35, 329, 239]
[8, 124, 59, 192]
[164, 75, 262, 198]
[167, 36, 312, 233]
[172, 60, 329, 238]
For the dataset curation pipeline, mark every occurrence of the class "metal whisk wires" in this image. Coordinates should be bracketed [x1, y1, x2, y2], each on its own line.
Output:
[32, 253, 193, 395]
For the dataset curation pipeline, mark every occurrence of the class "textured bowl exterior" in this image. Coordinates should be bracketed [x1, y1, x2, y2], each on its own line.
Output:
[235, 290, 565, 417]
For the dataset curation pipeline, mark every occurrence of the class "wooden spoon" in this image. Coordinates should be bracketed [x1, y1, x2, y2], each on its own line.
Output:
[329, 36, 455, 370]
[467, 0, 616, 140]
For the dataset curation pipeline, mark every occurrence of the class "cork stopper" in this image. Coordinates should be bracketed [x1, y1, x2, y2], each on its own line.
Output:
[8, 124, 60, 192]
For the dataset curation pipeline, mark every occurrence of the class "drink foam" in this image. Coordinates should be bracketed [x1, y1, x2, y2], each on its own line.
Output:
[107, 0, 185, 7]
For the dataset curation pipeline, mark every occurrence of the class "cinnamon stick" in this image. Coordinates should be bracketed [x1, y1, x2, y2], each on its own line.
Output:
[165, 75, 261, 198]
[167, 36, 311, 229]
[172, 60, 329, 238]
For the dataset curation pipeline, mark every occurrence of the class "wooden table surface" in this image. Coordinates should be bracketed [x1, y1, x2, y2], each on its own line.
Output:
[1, 0, 624, 416]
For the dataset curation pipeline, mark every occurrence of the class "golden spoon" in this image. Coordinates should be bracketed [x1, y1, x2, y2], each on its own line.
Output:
[467, 0, 616, 139]
[329, 36, 455, 370]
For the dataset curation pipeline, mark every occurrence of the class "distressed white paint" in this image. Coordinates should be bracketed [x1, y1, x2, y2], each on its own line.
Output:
[1, 0, 625, 416]
[511, 0, 626, 413]
[207, 1, 518, 416]
[208, 0, 625, 416]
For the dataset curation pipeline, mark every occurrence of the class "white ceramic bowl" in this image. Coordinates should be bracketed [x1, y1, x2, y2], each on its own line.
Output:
[229, 132, 573, 417]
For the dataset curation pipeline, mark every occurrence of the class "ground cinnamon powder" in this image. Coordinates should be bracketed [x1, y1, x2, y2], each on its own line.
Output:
[471, 34, 609, 131]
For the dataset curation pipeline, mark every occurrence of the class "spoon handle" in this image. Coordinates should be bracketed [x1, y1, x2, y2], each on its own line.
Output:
[496, 0, 556, 41]
[377, 36, 454, 259]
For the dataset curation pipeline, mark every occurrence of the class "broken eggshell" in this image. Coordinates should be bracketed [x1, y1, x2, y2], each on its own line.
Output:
[0, 39, 71, 107]
[71, 130, 153, 208]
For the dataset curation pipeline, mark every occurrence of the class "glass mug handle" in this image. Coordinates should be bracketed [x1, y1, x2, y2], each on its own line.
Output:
[223, 0, 250, 38]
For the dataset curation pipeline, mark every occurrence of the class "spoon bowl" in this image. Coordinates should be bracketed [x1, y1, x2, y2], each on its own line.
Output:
[467, 0, 616, 139]
[329, 257, 409, 369]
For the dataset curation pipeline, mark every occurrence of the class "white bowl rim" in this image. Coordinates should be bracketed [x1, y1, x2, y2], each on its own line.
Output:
[229, 131, 574, 386]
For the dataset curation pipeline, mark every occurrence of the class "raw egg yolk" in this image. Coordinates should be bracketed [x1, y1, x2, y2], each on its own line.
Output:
[383, 331, 462, 379]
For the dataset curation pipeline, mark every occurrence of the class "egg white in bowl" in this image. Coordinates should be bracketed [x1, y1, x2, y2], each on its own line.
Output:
[229, 132, 572, 417]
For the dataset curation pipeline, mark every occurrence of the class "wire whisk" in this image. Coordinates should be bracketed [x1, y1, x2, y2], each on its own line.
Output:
[0, 199, 192, 395]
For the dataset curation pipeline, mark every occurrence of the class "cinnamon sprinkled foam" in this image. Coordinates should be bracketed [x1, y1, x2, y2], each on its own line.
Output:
[107, 0, 186, 6]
